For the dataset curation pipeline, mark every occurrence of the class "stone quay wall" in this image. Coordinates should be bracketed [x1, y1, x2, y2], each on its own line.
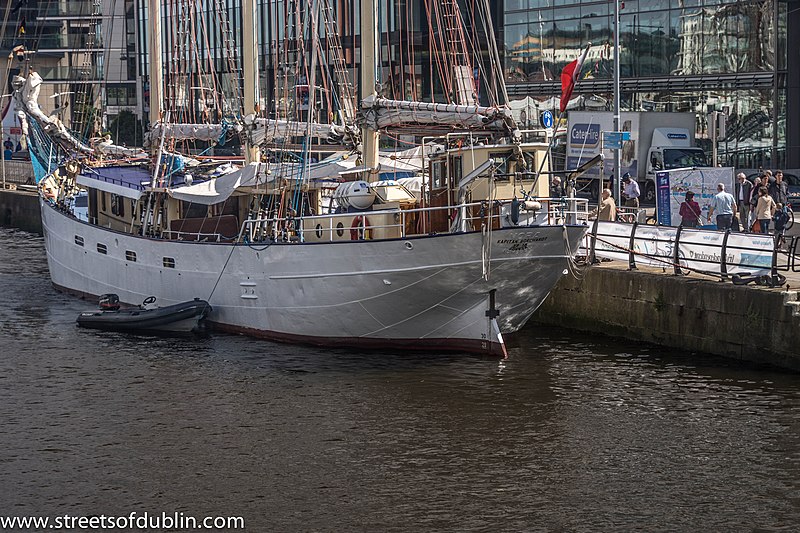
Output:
[532, 264, 800, 371]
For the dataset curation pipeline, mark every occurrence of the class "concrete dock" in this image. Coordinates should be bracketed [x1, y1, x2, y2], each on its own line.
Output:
[532, 260, 800, 371]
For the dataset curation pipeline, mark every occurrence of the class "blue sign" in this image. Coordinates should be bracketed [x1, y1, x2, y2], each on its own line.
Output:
[603, 131, 631, 142]
[541, 110, 554, 129]
[656, 171, 672, 225]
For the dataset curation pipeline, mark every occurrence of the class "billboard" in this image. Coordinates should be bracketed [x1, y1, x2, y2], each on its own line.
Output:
[655, 167, 735, 228]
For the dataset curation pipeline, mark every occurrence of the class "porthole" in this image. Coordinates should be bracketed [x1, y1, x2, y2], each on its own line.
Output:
[336, 222, 344, 237]
[315, 224, 323, 238]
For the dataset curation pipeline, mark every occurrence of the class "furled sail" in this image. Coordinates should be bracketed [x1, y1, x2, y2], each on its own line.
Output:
[359, 95, 520, 141]
[143, 123, 225, 148]
[243, 115, 355, 146]
[14, 72, 93, 154]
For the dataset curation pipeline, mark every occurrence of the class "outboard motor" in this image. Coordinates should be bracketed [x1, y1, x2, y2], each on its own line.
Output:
[98, 293, 120, 311]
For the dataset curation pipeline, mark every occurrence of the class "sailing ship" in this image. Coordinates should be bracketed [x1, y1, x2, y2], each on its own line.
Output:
[14, 0, 588, 356]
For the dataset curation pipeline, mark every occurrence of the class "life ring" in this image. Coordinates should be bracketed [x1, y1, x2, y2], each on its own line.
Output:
[350, 215, 371, 240]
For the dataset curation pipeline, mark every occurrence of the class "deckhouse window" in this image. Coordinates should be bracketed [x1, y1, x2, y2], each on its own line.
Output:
[111, 194, 125, 217]
[125, 251, 137, 262]
[97, 243, 108, 255]
[163, 257, 175, 268]
[74, 235, 84, 246]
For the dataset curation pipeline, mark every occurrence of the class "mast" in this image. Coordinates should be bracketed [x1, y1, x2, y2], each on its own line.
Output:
[147, 0, 163, 129]
[242, 0, 261, 163]
[612, 0, 621, 202]
[359, 0, 379, 170]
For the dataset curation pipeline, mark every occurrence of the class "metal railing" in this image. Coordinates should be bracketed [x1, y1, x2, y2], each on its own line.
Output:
[239, 198, 590, 244]
[161, 230, 226, 242]
[585, 219, 794, 287]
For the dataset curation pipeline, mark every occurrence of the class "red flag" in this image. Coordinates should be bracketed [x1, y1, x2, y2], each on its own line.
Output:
[559, 45, 590, 112]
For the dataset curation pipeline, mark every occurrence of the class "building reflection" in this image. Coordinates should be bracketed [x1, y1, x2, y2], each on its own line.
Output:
[504, 0, 790, 172]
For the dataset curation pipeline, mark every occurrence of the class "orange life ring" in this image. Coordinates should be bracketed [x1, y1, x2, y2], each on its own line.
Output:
[350, 215, 371, 240]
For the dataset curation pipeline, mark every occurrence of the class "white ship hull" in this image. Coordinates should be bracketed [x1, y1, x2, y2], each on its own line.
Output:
[42, 200, 585, 355]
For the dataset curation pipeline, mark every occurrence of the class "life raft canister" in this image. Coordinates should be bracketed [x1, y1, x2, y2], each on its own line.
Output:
[350, 215, 371, 240]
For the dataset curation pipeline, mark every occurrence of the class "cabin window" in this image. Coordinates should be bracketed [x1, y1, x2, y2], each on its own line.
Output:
[101, 192, 107, 212]
[490, 152, 511, 181]
[336, 222, 344, 237]
[450, 156, 462, 188]
[97, 243, 108, 255]
[125, 251, 137, 262]
[163, 257, 175, 268]
[74, 235, 84, 246]
[431, 161, 444, 188]
[183, 202, 208, 218]
[111, 194, 125, 217]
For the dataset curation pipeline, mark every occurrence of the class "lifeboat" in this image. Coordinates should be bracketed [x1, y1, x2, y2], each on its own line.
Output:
[77, 295, 211, 334]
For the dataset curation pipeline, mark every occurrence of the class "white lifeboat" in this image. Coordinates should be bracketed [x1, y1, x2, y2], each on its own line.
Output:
[333, 180, 376, 210]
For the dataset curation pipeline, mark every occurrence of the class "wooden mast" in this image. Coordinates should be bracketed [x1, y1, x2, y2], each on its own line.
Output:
[242, 0, 260, 163]
[359, 0, 379, 171]
[147, 0, 162, 129]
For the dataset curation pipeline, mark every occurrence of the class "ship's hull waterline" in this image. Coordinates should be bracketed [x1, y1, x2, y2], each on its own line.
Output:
[42, 201, 585, 355]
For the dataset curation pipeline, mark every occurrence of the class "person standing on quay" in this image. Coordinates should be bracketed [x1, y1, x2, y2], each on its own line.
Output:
[754, 186, 777, 234]
[679, 191, 702, 227]
[590, 188, 617, 221]
[734, 173, 752, 232]
[621, 173, 640, 208]
[707, 182, 736, 231]
[769, 170, 788, 207]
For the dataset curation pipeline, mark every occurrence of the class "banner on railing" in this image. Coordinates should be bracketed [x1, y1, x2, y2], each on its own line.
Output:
[587, 222, 773, 275]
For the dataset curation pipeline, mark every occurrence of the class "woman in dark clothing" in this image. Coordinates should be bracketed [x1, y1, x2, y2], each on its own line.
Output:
[679, 191, 701, 227]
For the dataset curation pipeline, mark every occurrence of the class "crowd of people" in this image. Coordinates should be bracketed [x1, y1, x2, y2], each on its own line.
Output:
[679, 170, 791, 239]
[551, 169, 792, 241]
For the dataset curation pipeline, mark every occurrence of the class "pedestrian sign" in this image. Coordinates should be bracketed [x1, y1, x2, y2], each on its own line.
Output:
[603, 131, 630, 149]
[541, 110, 553, 129]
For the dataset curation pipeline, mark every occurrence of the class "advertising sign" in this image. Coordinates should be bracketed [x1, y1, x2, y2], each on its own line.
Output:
[566, 112, 639, 179]
[655, 167, 735, 228]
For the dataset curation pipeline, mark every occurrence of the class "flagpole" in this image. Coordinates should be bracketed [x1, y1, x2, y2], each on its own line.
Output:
[534, 43, 591, 198]
[613, 0, 621, 203]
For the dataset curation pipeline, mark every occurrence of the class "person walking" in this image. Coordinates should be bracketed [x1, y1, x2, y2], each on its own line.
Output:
[621, 173, 640, 208]
[678, 191, 702, 227]
[707, 182, 736, 231]
[754, 186, 777, 234]
[734, 173, 752, 232]
[769, 170, 788, 207]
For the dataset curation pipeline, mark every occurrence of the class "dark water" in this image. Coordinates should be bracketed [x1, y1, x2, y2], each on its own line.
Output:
[1, 227, 799, 532]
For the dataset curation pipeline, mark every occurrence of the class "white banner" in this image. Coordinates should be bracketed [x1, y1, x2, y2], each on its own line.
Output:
[588, 222, 773, 275]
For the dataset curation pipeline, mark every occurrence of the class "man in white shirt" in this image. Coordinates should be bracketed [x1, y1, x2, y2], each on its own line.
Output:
[707, 182, 736, 231]
[621, 173, 640, 208]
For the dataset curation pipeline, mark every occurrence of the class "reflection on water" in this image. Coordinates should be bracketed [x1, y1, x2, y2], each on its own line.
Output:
[1, 228, 799, 532]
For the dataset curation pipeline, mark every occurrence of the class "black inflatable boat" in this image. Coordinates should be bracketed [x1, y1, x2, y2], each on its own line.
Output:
[77, 295, 211, 333]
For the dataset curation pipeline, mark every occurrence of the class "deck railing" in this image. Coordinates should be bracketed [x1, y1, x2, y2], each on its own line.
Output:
[239, 198, 590, 243]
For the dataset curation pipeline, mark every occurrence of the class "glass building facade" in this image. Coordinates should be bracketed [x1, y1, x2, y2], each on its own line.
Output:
[502, 0, 794, 171]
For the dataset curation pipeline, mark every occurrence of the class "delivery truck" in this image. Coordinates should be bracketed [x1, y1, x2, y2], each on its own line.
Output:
[566, 111, 709, 202]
